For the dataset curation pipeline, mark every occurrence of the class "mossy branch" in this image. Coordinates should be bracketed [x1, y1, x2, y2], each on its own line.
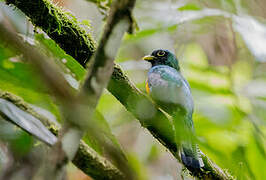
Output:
[3, 0, 233, 179]
[0, 91, 124, 180]
[6, 0, 96, 66]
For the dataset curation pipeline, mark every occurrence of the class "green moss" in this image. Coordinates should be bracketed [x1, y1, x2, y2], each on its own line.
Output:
[73, 141, 124, 180]
[6, 0, 96, 67]
[198, 154, 235, 180]
[0, 91, 52, 127]
[48, 124, 59, 135]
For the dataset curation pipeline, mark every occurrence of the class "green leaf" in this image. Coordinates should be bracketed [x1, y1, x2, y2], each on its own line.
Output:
[146, 145, 160, 162]
[124, 25, 178, 43]
[246, 132, 266, 180]
[178, 3, 202, 11]
[127, 153, 149, 180]
[0, 118, 34, 158]
[35, 34, 86, 81]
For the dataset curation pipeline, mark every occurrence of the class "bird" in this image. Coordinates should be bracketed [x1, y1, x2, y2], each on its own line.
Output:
[143, 49, 203, 170]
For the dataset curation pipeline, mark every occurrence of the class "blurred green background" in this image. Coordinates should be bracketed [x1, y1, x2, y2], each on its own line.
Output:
[0, 0, 266, 179]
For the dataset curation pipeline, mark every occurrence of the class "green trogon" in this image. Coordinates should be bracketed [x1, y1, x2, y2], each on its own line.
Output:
[143, 49, 203, 169]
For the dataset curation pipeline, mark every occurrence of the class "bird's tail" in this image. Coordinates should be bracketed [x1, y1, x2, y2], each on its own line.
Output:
[181, 144, 203, 170]
[172, 112, 204, 169]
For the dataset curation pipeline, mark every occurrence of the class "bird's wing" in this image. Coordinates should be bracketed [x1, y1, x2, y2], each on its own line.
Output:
[147, 66, 195, 137]
[147, 66, 193, 115]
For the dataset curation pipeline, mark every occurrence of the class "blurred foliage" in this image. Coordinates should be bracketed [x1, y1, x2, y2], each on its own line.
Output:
[0, 118, 33, 158]
[35, 34, 86, 82]
[34, 35, 124, 156]
[0, 29, 125, 169]
[0, 0, 266, 179]
[0, 43, 61, 120]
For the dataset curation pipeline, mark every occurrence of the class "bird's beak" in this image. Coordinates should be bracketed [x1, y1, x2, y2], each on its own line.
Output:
[142, 55, 155, 61]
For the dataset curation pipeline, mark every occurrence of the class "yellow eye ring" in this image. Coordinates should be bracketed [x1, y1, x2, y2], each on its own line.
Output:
[157, 51, 165, 56]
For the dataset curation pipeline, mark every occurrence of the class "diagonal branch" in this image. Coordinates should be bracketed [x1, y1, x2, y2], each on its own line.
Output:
[75, 0, 137, 178]
[3, 0, 233, 179]
[6, 0, 96, 66]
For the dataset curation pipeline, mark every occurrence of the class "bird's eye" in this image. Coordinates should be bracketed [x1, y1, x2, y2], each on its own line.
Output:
[157, 51, 165, 57]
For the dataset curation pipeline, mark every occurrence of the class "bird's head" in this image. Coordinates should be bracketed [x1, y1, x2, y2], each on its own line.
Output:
[142, 49, 180, 70]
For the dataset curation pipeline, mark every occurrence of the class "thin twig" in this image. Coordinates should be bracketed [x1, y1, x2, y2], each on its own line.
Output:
[79, 0, 137, 178]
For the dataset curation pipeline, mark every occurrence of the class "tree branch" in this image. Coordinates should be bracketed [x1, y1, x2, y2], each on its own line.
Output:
[0, 91, 124, 180]
[76, 0, 137, 178]
[3, 0, 233, 179]
[6, 0, 96, 66]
